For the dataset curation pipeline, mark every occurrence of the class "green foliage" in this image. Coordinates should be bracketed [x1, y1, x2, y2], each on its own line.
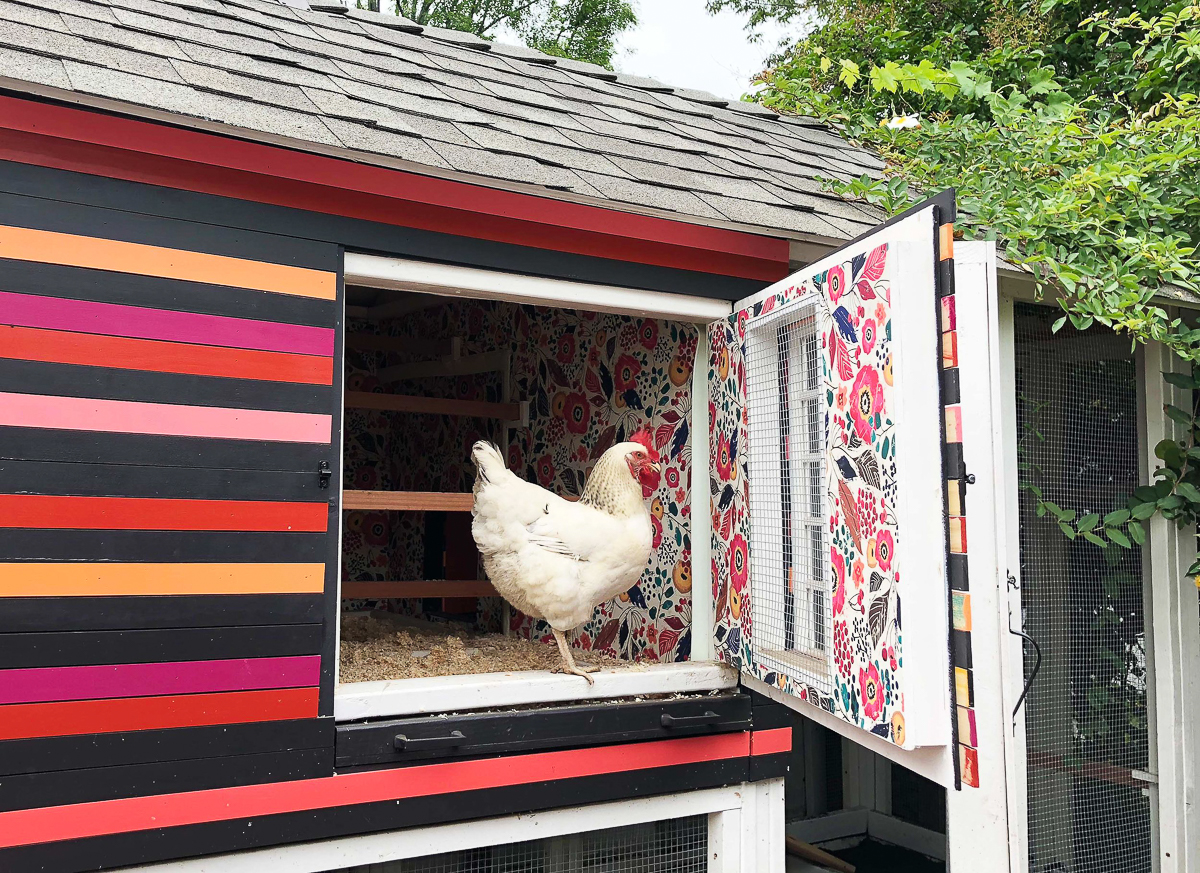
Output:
[380, 0, 635, 66]
[741, 0, 1200, 575]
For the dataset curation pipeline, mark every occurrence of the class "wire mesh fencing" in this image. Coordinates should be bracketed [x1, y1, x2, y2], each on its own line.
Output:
[324, 814, 708, 873]
[1013, 303, 1153, 873]
[744, 302, 833, 694]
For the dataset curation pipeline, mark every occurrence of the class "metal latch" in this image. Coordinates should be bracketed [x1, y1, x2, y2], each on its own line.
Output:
[660, 711, 722, 728]
[318, 460, 331, 489]
[394, 730, 465, 751]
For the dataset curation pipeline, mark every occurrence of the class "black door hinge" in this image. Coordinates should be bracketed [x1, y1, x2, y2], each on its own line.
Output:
[318, 460, 332, 489]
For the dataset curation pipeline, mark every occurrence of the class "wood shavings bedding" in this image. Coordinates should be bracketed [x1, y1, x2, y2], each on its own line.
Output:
[339, 612, 633, 683]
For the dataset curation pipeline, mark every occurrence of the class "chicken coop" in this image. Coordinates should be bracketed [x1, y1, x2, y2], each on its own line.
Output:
[1, 4, 1198, 873]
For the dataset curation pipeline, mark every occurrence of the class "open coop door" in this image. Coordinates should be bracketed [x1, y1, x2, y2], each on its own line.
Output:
[708, 191, 976, 789]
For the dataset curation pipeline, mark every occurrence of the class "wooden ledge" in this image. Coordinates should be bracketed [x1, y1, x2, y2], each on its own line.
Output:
[343, 490, 473, 512]
[341, 580, 497, 599]
[345, 390, 520, 420]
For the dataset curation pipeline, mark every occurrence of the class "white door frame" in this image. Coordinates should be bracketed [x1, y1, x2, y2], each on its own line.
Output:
[125, 781, 786, 873]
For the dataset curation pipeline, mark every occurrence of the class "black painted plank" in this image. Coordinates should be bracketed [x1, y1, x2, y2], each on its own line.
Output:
[336, 693, 752, 767]
[0, 459, 324, 502]
[0, 427, 329, 473]
[0, 719, 332, 777]
[0, 748, 334, 812]
[0, 761, 748, 872]
[0, 459, 327, 502]
[319, 263, 344, 720]
[0, 530, 328, 561]
[0, 624, 323, 669]
[0, 191, 340, 272]
[0, 162, 760, 301]
[0, 595, 324, 633]
[0, 359, 332, 414]
[0, 257, 335, 327]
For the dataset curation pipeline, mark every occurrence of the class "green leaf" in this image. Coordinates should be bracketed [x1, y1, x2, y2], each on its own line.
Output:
[1127, 521, 1146, 544]
[1083, 531, 1107, 547]
[1104, 509, 1131, 526]
[1163, 371, 1199, 389]
[1165, 405, 1193, 426]
[1131, 501, 1158, 519]
[1077, 513, 1100, 532]
[1106, 526, 1131, 548]
[1176, 481, 1200, 504]
[1058, 521, 1077, 540]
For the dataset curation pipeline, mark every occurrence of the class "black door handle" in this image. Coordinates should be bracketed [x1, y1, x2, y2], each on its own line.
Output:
[660, 711, 722, 728]
[394, 730, 465, 751]
[1010, 626, 1042, 731]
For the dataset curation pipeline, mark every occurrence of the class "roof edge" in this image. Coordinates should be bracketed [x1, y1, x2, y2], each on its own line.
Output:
[0, 79, 849, 251]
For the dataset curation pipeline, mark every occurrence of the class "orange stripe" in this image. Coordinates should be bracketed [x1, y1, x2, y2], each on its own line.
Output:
[939, 223, 954, 260]
[0, 325, 334, 384]
[0, 495, 328, 531]
[0, 687, 318, 741]
[0, 224, 336, 300]
[0, 563, 325, 596]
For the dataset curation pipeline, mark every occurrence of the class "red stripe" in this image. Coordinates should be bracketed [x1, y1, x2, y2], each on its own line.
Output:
[0, 495, 328, 531]
[0, 97, 790, 282]
[0, 732, 749, 847]
[0, 687, 318, 742]
[750, 727, 792, 756]
[0, 325, 334, 384]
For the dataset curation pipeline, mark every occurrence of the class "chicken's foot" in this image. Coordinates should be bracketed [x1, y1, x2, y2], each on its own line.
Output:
[552, 628, 599, 685]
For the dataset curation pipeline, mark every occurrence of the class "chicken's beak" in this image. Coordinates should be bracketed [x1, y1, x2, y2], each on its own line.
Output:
[650, 462, 662, 474]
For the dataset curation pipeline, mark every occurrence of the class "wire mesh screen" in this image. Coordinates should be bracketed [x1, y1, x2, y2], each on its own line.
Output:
[325, 815, 707, 873]
[1013, 303, 1153, 873]
[745, 301, 832, 693]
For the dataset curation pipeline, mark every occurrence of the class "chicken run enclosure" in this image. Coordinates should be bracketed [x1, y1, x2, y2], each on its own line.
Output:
[338, 290, 700, 684]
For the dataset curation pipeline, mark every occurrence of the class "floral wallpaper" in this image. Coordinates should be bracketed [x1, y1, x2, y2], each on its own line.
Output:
[711, 243, 911, 746]
[342, 297, 697, 663]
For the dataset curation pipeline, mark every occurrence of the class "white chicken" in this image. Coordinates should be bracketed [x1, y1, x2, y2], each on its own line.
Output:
[470, 432, 662, 683]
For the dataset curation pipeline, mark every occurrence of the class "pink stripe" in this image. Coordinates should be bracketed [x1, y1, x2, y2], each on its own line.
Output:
[0, 392, 331, 443]
[0, 656, 320, 704]
[0, 291, 333, 356]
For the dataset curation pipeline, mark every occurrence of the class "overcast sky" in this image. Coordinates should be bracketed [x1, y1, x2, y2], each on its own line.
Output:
[614, 1, 797, 101]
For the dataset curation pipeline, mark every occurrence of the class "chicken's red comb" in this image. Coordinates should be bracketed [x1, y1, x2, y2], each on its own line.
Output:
[629, 428, 659, 462]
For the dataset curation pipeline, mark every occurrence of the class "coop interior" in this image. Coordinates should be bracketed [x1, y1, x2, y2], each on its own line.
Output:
[338, 287, 699, 687]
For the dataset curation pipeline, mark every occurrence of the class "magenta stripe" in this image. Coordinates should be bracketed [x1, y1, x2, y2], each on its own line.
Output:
[0, 291, 334, 356]
[0, 656, 321, 704]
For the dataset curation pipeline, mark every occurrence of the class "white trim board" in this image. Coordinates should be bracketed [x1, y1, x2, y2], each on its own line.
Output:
[335, 660, 738, 720]
[741, 674, 956, 787]
[125, 785, 752, 873]
[344, 253, 734, 323]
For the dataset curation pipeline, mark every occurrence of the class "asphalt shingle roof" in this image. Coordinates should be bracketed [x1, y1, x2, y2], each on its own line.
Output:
[0, 0, 887, 240]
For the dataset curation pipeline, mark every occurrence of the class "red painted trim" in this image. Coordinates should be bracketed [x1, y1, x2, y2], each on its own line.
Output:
[0, 688, 318, 742]
[0, 326, 334, 384]
[749, 727, 792, 756]
[0, 97, 790, 282]
[0, 495, 329, 531]
[0, 731, 750, 847]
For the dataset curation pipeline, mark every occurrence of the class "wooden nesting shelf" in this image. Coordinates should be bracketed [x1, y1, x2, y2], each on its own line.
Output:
[343, 490, 474, 512]
[341, 580, 497, 599]
[345, 390, 520, 420]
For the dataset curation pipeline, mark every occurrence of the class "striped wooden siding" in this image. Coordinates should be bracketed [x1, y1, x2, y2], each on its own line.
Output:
[0, 204, 341, 810]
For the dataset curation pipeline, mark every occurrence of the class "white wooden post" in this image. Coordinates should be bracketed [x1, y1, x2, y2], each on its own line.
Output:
[943, 243, 1016, 873]
[1141, 331, 1200, 873]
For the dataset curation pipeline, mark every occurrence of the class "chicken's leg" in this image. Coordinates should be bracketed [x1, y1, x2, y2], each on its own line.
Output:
[552, 628, 599, 684]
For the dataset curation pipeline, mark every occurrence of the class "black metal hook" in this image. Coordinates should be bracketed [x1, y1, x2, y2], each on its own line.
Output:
[1010, 625, 1042, 732]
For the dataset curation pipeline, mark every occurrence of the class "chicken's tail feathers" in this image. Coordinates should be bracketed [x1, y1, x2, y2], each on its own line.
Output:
[470, 440, 507, 489]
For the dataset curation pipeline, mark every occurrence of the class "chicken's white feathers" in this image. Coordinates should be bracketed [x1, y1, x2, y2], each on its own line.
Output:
[470, 440, 654, 631]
